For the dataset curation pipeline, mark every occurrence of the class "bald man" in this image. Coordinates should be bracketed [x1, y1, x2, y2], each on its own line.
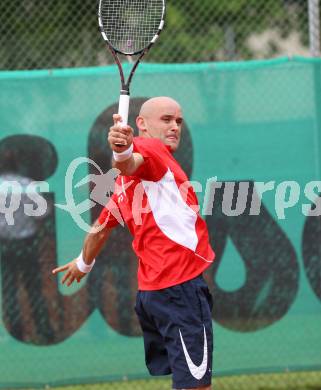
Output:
[53, 97, 215, 390]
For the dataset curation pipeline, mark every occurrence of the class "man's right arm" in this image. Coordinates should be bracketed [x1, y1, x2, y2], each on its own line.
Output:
[51, 219, 112, 286]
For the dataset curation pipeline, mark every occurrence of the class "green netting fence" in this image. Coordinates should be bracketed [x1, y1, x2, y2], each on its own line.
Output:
[0, 57, 320, 388]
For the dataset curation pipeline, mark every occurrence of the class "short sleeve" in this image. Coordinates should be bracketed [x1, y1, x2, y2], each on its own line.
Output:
[132, 138, 170, 181]
[98, 193, 123, 229]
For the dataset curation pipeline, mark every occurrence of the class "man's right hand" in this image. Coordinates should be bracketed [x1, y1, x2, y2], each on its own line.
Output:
[52, 259, 86, 286]
[108, 114, 134, 153]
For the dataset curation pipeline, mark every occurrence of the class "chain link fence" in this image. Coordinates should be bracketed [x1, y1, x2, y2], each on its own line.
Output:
[0, 0, 318, 70]
[1, 56, 321, 389]
[1, 1, 321, 390]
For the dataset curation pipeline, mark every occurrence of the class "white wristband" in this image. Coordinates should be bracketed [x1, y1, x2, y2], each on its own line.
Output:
[76, 251, 96, 273]
[113, 143, 133, 162]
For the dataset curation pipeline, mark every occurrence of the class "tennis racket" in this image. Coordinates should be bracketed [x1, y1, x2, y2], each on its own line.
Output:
[98, 0, 166, 129]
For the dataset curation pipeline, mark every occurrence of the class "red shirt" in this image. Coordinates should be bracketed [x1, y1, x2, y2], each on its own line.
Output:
[98, 137, 215, 290]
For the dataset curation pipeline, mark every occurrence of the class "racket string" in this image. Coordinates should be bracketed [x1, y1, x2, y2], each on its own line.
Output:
[100, 0, 164, 54]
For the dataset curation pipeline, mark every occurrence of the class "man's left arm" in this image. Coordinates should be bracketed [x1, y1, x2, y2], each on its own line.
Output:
[108, 114, 144, 176]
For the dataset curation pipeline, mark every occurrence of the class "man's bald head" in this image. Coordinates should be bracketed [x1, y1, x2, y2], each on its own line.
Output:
[139, 97, 181, 118]
[136, 96, 183, 153]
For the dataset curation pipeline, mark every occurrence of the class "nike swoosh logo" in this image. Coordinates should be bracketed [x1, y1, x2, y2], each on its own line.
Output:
[179, 325, 208, 380]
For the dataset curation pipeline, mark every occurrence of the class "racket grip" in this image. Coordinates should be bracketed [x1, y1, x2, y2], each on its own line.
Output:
[118, 92, 130, 126]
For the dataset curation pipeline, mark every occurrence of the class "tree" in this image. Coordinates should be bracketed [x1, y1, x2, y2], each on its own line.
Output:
[0, 0, 310, 70]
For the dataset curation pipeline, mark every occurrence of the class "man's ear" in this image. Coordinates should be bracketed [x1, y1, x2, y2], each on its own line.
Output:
[136, 116, 148, 135]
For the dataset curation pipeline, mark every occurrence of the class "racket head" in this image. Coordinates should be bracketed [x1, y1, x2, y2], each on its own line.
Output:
[98, 0, 165, 56]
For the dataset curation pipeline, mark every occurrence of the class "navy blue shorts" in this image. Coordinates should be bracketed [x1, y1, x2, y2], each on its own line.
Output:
[135, 275, 214, 389]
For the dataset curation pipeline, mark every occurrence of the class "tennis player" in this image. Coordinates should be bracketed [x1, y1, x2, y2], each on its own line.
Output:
[52, 97, 215, 390]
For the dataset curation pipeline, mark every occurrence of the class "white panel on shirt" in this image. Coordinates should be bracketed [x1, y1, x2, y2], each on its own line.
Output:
[142, 169, 198, 251]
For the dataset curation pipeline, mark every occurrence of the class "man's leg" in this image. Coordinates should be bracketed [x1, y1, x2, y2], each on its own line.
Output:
[145, 276, 214, 390]
[135, 291, 172, 376]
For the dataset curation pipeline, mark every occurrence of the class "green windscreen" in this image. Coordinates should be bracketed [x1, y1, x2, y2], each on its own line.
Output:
[0, 57, 320, 387]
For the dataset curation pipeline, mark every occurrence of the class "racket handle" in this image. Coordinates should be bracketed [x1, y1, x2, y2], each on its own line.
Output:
[118, 92, 130, 126]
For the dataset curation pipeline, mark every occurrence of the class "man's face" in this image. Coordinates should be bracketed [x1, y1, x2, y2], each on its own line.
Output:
[138, 101, 183, 152]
